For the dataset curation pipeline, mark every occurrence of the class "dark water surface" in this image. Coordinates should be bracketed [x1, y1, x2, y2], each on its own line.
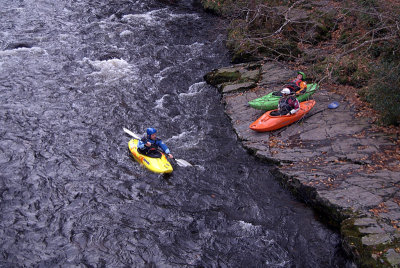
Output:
[0, 0, 353, 267]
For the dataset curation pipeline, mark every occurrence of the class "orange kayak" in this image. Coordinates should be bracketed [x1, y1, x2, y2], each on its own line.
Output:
[249, 100, 316, 132]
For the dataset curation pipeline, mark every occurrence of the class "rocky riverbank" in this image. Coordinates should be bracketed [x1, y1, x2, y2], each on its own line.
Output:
[204, 61, 400, 267]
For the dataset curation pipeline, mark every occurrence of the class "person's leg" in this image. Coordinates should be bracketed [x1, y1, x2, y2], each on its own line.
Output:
[272, 91, 282, 96]
[270, 110, 280, 116]
[147, 150, 162, 158]
[280, 104, 291, 115]
[138, 148, 148, 155]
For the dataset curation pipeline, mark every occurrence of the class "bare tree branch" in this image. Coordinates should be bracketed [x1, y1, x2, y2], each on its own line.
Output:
[338, 35, 397, 58]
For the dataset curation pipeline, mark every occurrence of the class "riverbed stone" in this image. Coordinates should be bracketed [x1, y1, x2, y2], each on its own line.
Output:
[222, 82, 256, 93]
[386, 249, 400, 266]
[259, 63, 295, 86]
[359, 226, 385, 234]
[354, 217, 378, 226]
[362, 233, 392, 246]
[241, 69, 260, 80]
[204, 60, 400, 267]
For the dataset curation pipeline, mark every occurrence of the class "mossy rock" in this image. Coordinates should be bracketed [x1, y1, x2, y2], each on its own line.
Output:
[341, 216, 400, 267]
[204, 70, 241, 86]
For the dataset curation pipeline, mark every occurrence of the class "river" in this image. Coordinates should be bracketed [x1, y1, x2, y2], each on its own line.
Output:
[0, 0, 354, 266]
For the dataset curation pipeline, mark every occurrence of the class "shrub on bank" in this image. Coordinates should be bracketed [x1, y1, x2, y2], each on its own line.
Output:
[201, 0, 400, 125]
[334, 56, 370, 88]
[362, 61, 400, 126]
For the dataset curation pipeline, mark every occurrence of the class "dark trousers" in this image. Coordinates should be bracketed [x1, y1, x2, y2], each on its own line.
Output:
[270, 104, 291, 116]
[138, 148, 162, 158]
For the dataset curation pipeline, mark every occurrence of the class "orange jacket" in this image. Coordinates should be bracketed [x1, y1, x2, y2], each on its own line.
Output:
[286, 79, 307, 94]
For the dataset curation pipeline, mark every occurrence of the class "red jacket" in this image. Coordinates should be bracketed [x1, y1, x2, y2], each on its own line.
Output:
[279, 96, 300, 114]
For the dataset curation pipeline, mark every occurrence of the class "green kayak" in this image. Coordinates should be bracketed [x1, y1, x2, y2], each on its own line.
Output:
[248, 83, 318, 111]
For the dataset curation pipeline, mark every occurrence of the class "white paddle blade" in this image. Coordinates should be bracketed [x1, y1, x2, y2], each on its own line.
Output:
[175, 158, 192, 167]
[123, 127, 141, 139]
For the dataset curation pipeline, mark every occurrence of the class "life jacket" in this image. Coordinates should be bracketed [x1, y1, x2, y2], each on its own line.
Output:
[139, 135, 170, 155]
[286, 79, 307, 94]
[279, 95, 299, 110]
[140, 136, 161, 152]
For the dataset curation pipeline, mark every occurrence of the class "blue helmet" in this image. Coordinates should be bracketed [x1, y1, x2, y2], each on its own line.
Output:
[146, 128, 157, 136]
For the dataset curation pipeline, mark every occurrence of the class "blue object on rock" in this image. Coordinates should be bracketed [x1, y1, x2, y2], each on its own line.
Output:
[328, 101, 339, 109]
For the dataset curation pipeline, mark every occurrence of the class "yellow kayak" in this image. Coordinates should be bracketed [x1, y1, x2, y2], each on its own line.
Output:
[128, 139, 173, 174]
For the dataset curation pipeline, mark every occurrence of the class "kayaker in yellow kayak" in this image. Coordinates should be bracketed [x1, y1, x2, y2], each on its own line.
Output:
[270, 88, 300, 116]
[138, 128, 173, 159]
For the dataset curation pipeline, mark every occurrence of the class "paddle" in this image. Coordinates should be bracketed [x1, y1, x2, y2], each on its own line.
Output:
[122, 127, 192, 167]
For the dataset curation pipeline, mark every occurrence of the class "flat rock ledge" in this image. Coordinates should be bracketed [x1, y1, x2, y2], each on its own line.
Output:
[204, 61, 400, 267]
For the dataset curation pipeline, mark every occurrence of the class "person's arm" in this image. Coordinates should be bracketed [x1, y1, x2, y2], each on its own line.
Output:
[289, 98, 300, 114]
[138, 139, 146, 149]
[296, 81, 307, 94]
[138, 137, 152, 149]
[156, 140, 171, 154]
[157, 140, 173, 158]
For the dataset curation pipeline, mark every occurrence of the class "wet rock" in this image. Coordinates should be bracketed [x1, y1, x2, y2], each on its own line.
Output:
[258, 62, 295, 86]
[204, 69, 241, 86]
[386, 249, 400, 266]
[204, 62, 261, 91]
[222, 82, 256, 94]
[241, 69, 260, 80]
[362, 233, 392, 246]
[359, 226, 385, 234]
[205, 60, 400, 267]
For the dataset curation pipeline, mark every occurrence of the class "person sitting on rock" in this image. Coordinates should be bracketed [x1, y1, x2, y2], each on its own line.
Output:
[286, 71, 307, 94]
[138, 128, 173, 159]
[273, 71, 307, 96]
[270, 88, 300, 116]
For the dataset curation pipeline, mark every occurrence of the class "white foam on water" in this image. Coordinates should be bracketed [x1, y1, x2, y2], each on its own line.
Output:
[0, 47, 48, 57]
[238, 220, 262, 234]
[168, 129, 197, 142]
[194, 165, 205, 171]
[187, 42, 205, 56]
[1, 31, 10, 39]
[166, 128, 205, 151]
[154, 94, 169, 109]
[169, 13, 200, 20]
[119, 30, 133, 36]
[178, 81, 205, 98]
[265, 260, 290, 267]
[122, 13, 153, 25]
[83, 58, 135, 80]
[167, 131, 190, 142]
[154, 65, 173, 82]
[121, 8, 200, 27]
[121, 8, 168, 26]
